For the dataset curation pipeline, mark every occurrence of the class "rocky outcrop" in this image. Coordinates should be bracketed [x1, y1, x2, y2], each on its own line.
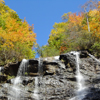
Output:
[0, 51, 100, 100]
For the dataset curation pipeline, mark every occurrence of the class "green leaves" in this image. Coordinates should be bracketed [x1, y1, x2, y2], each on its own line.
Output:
[38, 1, 100, 57]
[0, 1, 37, 65]
[0, 16, 6, 29]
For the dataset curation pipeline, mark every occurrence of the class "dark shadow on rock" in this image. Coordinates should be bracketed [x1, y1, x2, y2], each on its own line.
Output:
[0, 96, 8, 100]
[0, 75, 7, 82]
[67, 78, 76, 81]
[80, 50, 89, 58]
[4, 62, 21, 76]
[22, 79, 33, 85]
[82, 87, 100, 100]
[28, 59, 38, 74]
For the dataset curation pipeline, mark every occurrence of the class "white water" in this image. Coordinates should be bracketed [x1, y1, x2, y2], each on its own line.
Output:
[33, 58, 41, 100]
[54, 56, 59, 60]
[0, 67, 1, 71]
[75, 52, 85, 91]
[17, 59, 28, 76]
[13, 59, 28, 86]
[33, 77, 39, 100]
[13, 76, 21, 85]
[10, 59, 28, 100]
[12, 58, 28, 85]
[0, 67, 2, 75]
[70, 51, 86, 100]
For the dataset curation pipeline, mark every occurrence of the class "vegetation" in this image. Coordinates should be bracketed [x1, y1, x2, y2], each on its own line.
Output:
[37, 0, 100, 57]
[1, 0, 100, 62]
[7, 75, 15, 80]
[0, 0, 37, 65]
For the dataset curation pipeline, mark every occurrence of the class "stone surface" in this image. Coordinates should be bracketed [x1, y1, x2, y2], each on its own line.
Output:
[0, 51, 100, 100]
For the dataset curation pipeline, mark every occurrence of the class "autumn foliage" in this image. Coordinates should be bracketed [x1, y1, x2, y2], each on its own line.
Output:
[37, 0, 100, 57]
[0, 0, 36, 64]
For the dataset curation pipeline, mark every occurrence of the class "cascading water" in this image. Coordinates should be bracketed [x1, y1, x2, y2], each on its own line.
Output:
[32, 57, 40, 100]
[17, 59, 28, 76]
[1, 51, 99, 99]
[9, 59, 28, 100]
[70, 51, 86, 100]
[75, 52, 85, 92]
[13, 59, 28, 85]
[33, 77, 39, 100]
[0, 67, 2, 75]
[33, 57, 44, 100]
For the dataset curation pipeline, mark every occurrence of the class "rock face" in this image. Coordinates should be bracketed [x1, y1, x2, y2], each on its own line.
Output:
[0, 51, 100, 100]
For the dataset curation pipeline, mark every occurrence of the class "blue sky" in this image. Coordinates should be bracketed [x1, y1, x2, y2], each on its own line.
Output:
[4, 0, 88, 57]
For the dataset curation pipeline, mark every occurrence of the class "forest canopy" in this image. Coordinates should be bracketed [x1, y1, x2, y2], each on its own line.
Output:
[1, 0, 100, 64]
[37, 0, 100, 58]
[0, 0, 37, 65]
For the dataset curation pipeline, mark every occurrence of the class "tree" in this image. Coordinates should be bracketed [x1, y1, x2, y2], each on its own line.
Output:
[37, 0, 100, 57]
[0, 0, 37, 65]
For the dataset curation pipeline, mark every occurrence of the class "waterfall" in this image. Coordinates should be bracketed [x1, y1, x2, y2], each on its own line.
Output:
[70, 51, 86, 100]
[33, 58, 40, 100]
[33, 57, 44, 100]
[75, 52, 85, 91]
[9, 59, 28, 100]
[38, 57, 43, 76]
[17, 59, 28, 76]
[0, 67, 1, 71]
[13, 59, 28, 85]
[33, 77, 39, 100]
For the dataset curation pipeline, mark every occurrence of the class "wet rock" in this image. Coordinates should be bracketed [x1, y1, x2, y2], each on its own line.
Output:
[28, 59, 38, 73]
[0, 75, 7, 83]
[0, 96, 7, 100]
[4, 62, 21, 76]
[82, 87, 100, 100]
[22, 77, 33, 85]
[80, 50, 89, 58]
[0, 51, 100, 100]
[43, 61, 59, 75]
[6, 79, 11, 84]
[29, 72, 38, 76]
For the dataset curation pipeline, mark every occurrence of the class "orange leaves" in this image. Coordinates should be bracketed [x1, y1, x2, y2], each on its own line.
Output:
[0, 1, 37, 63]
[82, 7, 100, 39]
[0, 1, 36, 51]
[69, 12, 84, 26]
[60, 46, 67, 54]
[3, 16, 36, 46]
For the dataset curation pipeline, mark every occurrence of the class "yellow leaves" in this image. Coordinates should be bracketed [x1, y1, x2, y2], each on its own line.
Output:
[61, 12, 71, 21]
[89, 9, 99, 17]
[0, 0, 4, 3]
[48, 22, 67, 50]
[92, 18, 96, 21]
[82, 8, 100, 39]
[6, 17, 18, 30]
[0, 4, 36, 51]
[0, 0, 37, 63]
[3, 15, 36, 45]
[51, 28, 64, 36]
[50, 22, 66, 42]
